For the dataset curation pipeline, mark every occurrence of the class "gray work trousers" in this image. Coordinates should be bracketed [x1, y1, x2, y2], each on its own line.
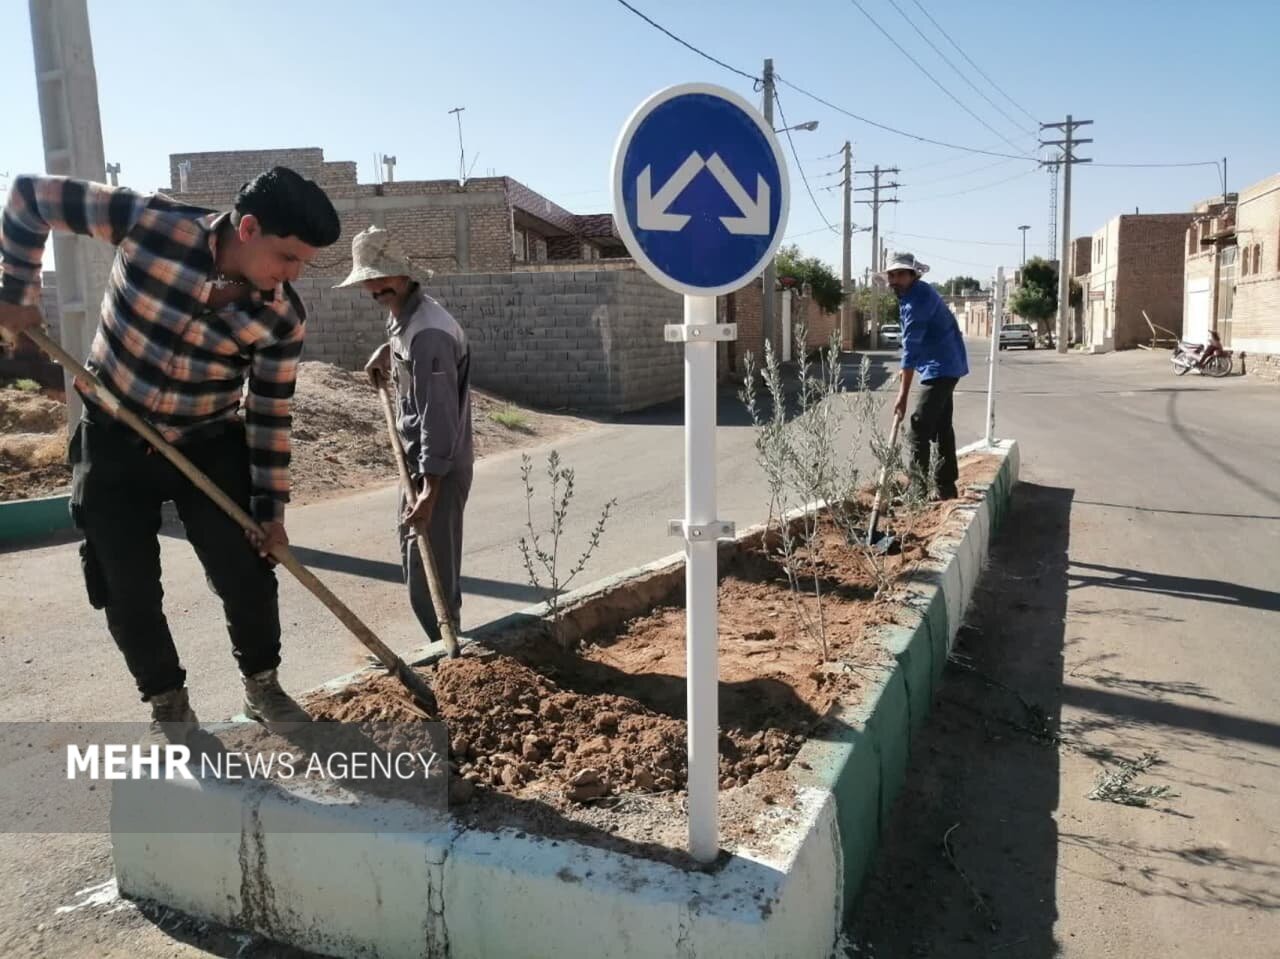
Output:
[398, 465, 472, 641]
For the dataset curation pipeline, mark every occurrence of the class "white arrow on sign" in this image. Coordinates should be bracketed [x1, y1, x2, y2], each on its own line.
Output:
[705, 154, 770, 236]
[637, 152, 705, 232]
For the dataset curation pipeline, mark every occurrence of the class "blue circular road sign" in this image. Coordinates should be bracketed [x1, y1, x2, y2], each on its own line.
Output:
[612, 83, 790, 297]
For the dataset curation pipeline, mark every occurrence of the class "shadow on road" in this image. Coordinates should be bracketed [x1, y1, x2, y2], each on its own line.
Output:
[847, 482, 1073, 957]
[1069, 559, 1280, 613]
[1168, 391, 1280, 508]
[287, 544, 548, 605]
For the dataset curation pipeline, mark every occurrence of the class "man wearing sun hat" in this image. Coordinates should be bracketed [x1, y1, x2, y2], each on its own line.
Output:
[336, 226, 474, 642]
[884, 251, 969, 500]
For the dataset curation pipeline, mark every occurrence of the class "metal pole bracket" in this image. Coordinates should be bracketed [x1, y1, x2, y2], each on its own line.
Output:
[668, 519, 736, 541]
[664, 323, 738, 343]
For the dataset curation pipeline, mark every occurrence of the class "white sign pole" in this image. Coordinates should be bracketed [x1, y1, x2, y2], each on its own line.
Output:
[684, 293, 719, 863]
[612, 83, 788, 864]
[986, 266, 1004, 448]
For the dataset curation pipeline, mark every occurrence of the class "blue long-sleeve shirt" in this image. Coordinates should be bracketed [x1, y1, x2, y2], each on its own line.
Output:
[898, 280, 969, 381]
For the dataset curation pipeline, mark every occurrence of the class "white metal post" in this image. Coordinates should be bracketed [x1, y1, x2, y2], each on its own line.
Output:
[986, 267, 1004, 448]
[684, 293, 719, 863]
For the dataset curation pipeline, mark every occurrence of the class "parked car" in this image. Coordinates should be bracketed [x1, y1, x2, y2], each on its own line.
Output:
[999, 322, 1036, 350]
[879, 324, 902, 349]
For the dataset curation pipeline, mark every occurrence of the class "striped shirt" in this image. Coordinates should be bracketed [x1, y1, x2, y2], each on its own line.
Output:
[0, 175, 307, 522]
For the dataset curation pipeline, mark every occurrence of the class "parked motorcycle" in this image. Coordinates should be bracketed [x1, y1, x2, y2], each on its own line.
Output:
[1172, 339, 1232, 377]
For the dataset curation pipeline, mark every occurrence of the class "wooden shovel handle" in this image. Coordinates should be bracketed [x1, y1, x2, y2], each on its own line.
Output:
[371, 371, 461, 659]
[22, 327, 434, 707]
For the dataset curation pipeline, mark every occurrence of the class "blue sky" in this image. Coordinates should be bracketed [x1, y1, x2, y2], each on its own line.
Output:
[2, 0, 1276, 282]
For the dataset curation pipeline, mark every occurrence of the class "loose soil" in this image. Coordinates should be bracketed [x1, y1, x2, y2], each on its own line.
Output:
[303, 456, 1001, 865]
[0, 363, 589, 503]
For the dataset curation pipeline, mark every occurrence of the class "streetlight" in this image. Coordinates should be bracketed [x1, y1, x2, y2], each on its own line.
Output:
[774, 120, 819, 134]
[1018, 224, 1031, 268]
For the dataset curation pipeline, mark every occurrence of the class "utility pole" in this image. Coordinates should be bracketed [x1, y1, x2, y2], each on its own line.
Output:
[449, 106, 467, 185]
[855, 163, 900, 348]
[28, 0, 114, 425]
[1046, 160, 1059, 262]
[105, 162, 120, 186]
[1040, 115, 1092, 354]
[1018, 224, 1030, 268]
[761, 58, 777, 351]
[840, 140, 852, 349]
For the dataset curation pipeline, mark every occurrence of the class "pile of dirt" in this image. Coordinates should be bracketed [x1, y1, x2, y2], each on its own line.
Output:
[0, 389, 72, 500]
[0, 363, 588, 503]
[267, 361, 590, 504]
[304, 455, 1000, 850]
[288, 363, 397, 501]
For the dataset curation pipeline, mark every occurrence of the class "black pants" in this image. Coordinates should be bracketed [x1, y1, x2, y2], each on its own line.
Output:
[70, 416, 281, 701]
[909, 377, 960, 492]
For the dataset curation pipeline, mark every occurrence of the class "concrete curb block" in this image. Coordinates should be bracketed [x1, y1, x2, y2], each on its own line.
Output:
[801, 439, 1019, 911]
[0, 493, 71, 546]
[112, 441, 1019, 958]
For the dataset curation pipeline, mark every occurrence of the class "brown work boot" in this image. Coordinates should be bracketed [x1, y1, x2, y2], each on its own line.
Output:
[243, 669, 312, 731]
[142, 687, 201, 746]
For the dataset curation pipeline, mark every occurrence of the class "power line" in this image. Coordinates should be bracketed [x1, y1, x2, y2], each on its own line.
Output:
[611, 0, 1042, 162]
[884, 0, 1036, 138]
[1091, 160, 1219, 168]
[846, 0, 1033, 156]
[776, 76, 1034, 161]
[885, 229, 1021, 247]
[904, 167, 1039, 202]
[610, 0, 759, 83]
[908, 0, 1040, 127]
[906, 155, 1019, 187]
[786, 224, 844, 240]
[909, 248, 1005, 270]
[775, 90, 838, 235]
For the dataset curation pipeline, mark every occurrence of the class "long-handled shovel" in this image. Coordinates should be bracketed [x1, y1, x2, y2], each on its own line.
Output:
[865, 410, 904, 551]
[370, 371, 461, 659]
[22, 327, 436, 710]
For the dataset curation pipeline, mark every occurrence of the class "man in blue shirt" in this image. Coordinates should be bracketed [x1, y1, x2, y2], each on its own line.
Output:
[886, 252, 969, 499]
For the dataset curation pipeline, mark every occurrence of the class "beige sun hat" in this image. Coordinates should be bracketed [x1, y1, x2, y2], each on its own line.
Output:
[334, 225, 434, 288]
[881, 251, 930, 276]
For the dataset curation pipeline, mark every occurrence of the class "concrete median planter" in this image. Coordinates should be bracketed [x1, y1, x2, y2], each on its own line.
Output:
[112, 440, 1019, 958]
[0, 492, 71, 546]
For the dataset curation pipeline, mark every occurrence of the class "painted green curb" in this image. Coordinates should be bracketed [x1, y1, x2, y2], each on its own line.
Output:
[301, 440, 1020, 929]
[0, 494, 72, 546]
[802, 439, 1019, 914]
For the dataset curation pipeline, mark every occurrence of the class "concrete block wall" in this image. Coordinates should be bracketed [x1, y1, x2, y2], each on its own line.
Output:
[290, 278, 387, 371]
[290, 267, 685, 413]
[1114, 213, 1194, 349]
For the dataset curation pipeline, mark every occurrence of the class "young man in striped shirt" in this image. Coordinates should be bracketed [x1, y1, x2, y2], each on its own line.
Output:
[0, 168, 341, 741]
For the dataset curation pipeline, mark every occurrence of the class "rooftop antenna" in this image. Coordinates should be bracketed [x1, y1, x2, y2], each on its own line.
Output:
[449, 106, 466, 185]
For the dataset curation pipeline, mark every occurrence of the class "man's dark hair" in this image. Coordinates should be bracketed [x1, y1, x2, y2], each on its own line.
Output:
[233, 167, 341, 248]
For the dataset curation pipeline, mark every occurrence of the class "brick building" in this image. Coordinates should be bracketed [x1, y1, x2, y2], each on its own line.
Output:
[163, 147, 627, 277]
[1085, 212, 1194, 351]
[945, 293, 992, 338]
[1070, 236, 1091, 344]
[1183, 193, 1238, 347]
[723, 277, 838, 374]
[1230, 173, 1280, 381]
